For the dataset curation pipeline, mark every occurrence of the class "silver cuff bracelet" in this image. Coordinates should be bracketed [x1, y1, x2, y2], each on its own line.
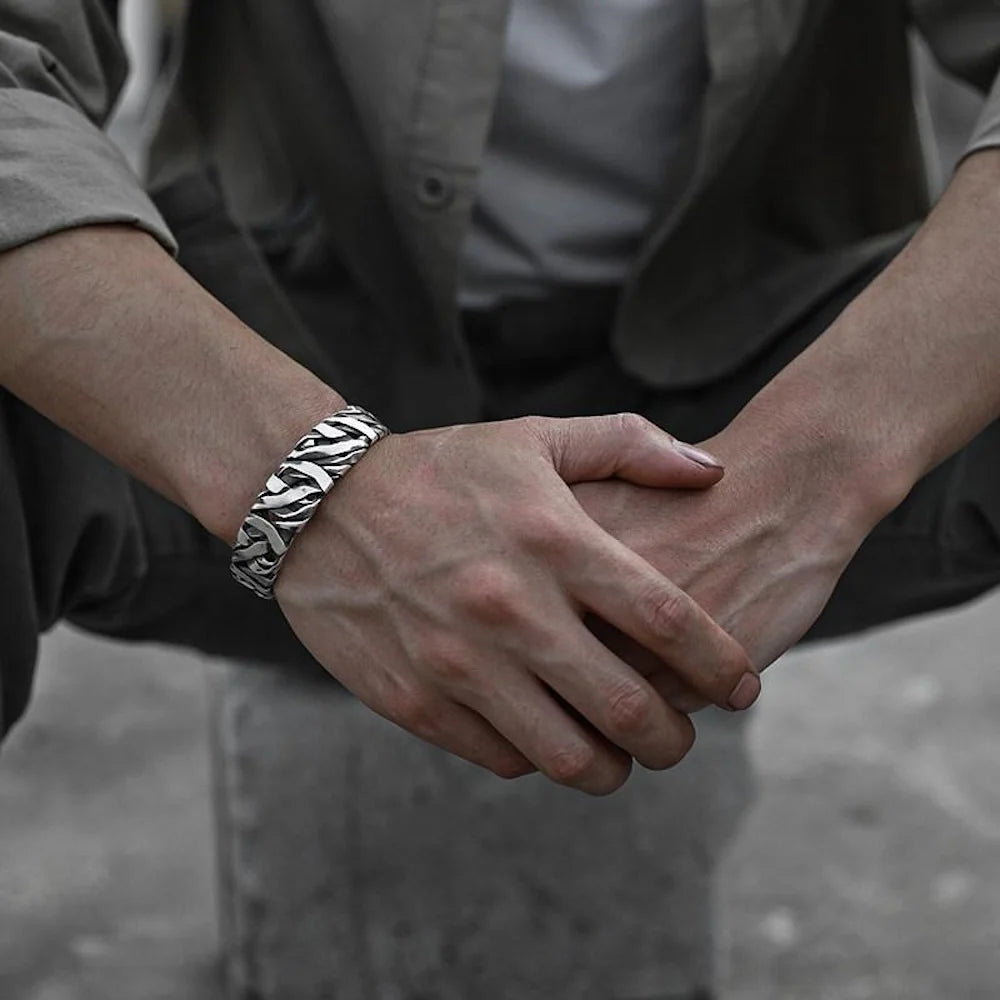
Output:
[230, 405, 390, 599]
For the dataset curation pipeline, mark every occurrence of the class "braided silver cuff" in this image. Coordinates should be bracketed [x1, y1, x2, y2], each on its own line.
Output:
[230, 405, 390, 599]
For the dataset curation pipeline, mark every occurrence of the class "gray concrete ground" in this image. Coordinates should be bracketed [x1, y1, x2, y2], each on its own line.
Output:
[0, 633, 218, 1000]
[717, 600, 1000, 1000]
[2, 594, 999, 999]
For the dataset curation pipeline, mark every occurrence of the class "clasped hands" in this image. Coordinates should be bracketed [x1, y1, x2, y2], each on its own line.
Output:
[276, 411, 877, 795]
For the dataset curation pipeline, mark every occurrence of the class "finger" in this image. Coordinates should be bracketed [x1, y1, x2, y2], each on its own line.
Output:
[587, 615, 711, 714]
[645, 670, 712, 714]
[533, 412, 725, 488]
[534, 614, 699, 770]
[587, 613, 667, 675]
[460, 667, 634, 795]
[379, 690, 537, 780]
[561, 516, 761, 712]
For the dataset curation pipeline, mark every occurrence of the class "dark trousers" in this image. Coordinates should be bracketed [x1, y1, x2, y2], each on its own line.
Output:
[3, 197, 1000, 997]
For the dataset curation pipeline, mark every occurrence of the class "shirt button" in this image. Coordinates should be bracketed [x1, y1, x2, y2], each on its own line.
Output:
[417, 170, 455, 210]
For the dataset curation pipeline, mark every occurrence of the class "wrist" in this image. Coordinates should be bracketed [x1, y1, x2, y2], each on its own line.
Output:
[179, 371, 347, 543]
[721, 148, 1000, 538]
[712, 364, 913, 557]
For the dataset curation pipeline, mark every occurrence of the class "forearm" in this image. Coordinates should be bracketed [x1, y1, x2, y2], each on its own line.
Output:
[0, 224, 345, 541]
[723, 149, 1000, 531]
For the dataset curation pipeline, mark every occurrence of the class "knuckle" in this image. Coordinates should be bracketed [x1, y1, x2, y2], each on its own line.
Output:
[513, 414, 548, 441]
[613, 411, 654, 437]
[420, 631, 474, 687]
[645, 587, 692, 638]
[544, 743, 598, 785]
[606, 681, 655, 736]
[385, 685, 438, 738]
[457, 560, 524, 625]
[519, 506, 573, 557]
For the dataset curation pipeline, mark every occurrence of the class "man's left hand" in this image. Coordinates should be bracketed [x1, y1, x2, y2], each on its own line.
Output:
[574, 418, 886, 710]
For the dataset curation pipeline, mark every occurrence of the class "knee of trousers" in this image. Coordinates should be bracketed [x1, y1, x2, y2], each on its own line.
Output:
[0, 391, 151, 736]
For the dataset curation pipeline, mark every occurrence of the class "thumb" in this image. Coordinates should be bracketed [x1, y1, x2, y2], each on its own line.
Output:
[536, 413, 725, 487]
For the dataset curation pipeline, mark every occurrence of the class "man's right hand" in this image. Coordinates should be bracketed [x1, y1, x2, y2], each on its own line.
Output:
[0, 228, 755, 795]
[276, 413, 759, 795]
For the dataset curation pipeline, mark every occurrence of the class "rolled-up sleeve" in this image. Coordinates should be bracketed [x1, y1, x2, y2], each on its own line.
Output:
[966, 72, 1000, 155]
[0, 1, 175, 254]
[910, 0, 1000, 158]
[0, 89, 176, 252]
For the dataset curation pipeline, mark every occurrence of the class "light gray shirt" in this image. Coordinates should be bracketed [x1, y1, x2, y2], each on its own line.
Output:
[460, 0, 710, 308]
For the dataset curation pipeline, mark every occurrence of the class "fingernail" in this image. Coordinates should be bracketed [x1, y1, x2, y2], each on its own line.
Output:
[674, 441, 724, 470]
[728, 672, 761, 711]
